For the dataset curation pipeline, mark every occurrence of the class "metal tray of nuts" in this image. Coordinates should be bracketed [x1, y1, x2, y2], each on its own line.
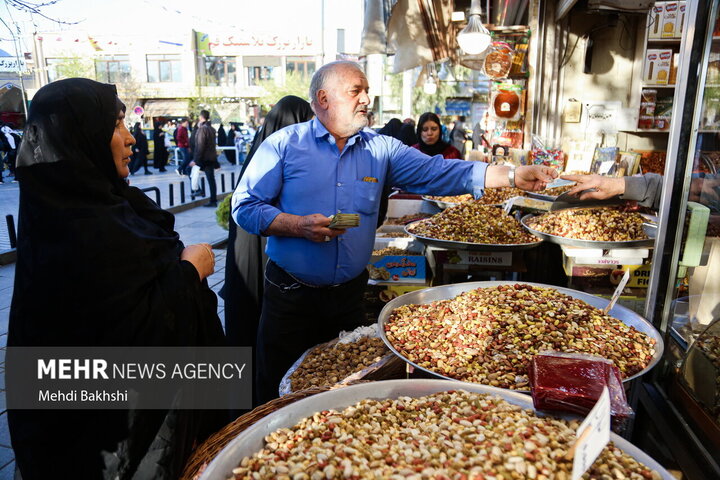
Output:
[377, 281, 664, 387]
[404, 221, 543, 251]
[520, 213, 658, 249]
[199, 379, 674, 480]
[421, 196, 503, 210]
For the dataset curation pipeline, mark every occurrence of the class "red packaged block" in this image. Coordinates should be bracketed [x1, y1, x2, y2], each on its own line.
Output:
[529, 352, 634, 421]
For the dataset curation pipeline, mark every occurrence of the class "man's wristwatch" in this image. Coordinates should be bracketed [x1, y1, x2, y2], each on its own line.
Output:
[508, 167, 516, 188]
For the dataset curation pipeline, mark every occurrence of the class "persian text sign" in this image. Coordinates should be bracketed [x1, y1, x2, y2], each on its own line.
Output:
[0, 58, 26, 72]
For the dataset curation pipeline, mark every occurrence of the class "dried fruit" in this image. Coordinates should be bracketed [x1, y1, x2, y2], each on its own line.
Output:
[229, 390, 661, 480]
[408, 201, 538, 245]
[385, 284, 656, 389]
[289, 337, 389, 391]
[527, 207, 649, 242]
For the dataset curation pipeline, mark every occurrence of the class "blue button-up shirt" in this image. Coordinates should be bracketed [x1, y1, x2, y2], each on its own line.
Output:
[232, 118, 487, 286]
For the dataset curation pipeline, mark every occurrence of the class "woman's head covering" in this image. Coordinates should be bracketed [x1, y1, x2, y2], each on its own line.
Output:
[133, 121, 142, 136]
[217, 122, 227, 146]
[415, 111, 451, 156]
[11, 78, 202, 347]
[398, 122, 418, 146]
[239, 95, 313, 179]
[378, 118, 402, 139]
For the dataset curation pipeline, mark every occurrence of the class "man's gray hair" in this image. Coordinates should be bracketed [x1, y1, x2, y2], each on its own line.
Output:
[308, 61, 364, 109]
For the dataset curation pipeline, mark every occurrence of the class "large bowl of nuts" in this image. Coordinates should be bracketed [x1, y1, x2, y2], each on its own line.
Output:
[200, 379, 673, 480]
[406, 202, 543, 251]
[378, 282, 663, 390]
[521, 207, 657, 248]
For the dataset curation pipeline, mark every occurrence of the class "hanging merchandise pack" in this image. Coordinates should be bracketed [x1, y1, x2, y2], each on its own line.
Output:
[491, 83, 523, 121]
[483, 42, 515, 80]
[529, 135, 564, 170]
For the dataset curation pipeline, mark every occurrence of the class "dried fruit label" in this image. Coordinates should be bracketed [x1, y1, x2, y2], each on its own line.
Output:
[571, 387, 611, 480]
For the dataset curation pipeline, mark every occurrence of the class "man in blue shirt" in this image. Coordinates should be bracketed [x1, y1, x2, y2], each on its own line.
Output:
[232, 61, 556, 403]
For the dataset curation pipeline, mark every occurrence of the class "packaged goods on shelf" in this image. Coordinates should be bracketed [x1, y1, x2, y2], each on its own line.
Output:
[677, 2, 687, 38]
[662, 2, 680, 38]
[648, 2, 666, 39]
[670, 52, 680, 84]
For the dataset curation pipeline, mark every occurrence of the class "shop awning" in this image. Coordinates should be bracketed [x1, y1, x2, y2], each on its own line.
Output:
[362, 0, 454, 73]
[142, 99, 190, 118]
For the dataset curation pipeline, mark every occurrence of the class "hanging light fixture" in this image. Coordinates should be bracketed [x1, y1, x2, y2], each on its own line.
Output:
[457, 0, 492, 56]
[423, 63, 438, 95]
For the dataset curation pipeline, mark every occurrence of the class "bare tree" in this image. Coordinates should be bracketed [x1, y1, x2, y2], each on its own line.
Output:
[5, 0, 81, 25]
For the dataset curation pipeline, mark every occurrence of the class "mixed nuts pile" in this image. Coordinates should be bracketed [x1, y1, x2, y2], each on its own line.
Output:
[408, 202, 538, 245]
[229, 390, 661, 480]
[526, 208, 649, 242]
[289, 337, 389, 391]
[385, 284, 656, 389]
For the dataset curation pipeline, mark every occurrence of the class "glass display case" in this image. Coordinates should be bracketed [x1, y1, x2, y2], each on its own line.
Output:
[634, 1, 720, 478]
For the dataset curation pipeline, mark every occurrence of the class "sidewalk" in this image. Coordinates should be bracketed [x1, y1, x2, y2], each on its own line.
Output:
[0, 204, 231, 478]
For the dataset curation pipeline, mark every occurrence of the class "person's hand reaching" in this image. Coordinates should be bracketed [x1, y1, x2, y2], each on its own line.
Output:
[515, 165, 558, 191]
[561, 174, 625, 201]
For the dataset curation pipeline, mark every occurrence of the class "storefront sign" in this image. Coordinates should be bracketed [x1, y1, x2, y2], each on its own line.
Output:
[207, 32, 320, 56]
[0, 58, 27, 72]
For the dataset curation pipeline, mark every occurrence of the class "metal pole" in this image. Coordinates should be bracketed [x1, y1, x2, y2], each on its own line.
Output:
[180, 182, 186, 203]
[231, 172, 235, 189]
[6, 215, 17, 249]
[169, 184, 174, 207]
[201, 177, 206, 196]
[220, 173, 225, 192]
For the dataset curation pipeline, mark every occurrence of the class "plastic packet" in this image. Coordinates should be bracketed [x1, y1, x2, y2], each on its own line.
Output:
[529, 351, 634, 431]
[278, 325, 394, 396]
[483, 42, 514, 80]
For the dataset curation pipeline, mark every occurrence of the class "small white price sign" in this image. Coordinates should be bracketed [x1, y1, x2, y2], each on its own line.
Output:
[571, 386, 611, 480]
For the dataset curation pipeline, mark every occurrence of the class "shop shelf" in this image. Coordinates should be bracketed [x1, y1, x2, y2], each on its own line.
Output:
[698, 128, 720, 133]
[642, 84, 677, 89]
[647, 38, 682, 44]
[620, 128, 670, 133]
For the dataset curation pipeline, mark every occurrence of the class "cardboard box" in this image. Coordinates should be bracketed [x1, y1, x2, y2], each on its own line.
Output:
[645, 49, 672, 85]
[656, 49, 673, 84]
[367, 255, 427, 284]
[644, 49, 661, 84]
[662, 2, 679, 38]
[647, 2, 666, 39]
[677, 1, 686, 38]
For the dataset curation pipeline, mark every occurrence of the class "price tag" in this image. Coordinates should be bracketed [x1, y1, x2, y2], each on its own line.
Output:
[603, 269, 630, 314]
[570, 387, 611, 480]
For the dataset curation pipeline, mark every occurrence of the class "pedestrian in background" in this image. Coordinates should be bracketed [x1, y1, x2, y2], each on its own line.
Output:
[222, 95, 313, 406]
[412, 112, 462, 159]
[194, 109, 220, 207]
[153, 120, 168, 172]
[175, 118, 191, 175]
[225, 124, 238, 165]
[1, 123, 19, 183]
[8, 78, 225, 480]
[130, 122, 151, 175]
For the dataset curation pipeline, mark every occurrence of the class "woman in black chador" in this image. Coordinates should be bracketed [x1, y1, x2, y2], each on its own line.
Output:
[221, 95, 313, 404]
[152, 121, 168, 171]
[8, 79, 226, 479]
[130, 121, 151, 174]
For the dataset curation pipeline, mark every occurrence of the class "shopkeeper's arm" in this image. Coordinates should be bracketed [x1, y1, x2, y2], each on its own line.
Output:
[561, 173, 664, 209]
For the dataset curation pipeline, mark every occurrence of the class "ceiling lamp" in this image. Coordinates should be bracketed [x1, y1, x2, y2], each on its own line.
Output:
[456, 0, 492, 56]
[423, 63, 438, 95]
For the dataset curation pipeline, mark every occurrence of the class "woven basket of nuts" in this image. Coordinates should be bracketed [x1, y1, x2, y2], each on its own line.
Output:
[199, 379, 673, 480]
[279, 326, 405, 395]
[378, 281, 663, 390]
[522, 207, 657, 248]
